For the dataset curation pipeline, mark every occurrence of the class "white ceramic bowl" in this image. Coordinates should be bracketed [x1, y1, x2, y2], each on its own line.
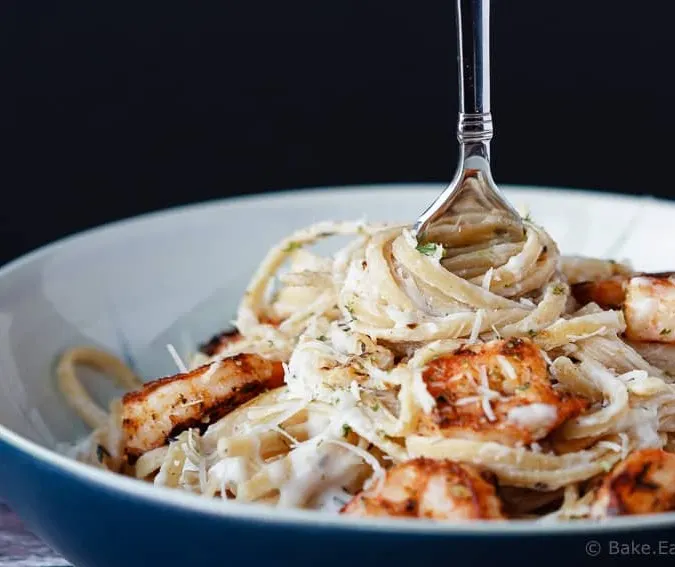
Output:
[1, 185, 674, 567]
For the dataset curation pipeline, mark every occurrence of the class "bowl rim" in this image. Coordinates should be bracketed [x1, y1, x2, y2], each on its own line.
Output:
[2, 182, 675, 536]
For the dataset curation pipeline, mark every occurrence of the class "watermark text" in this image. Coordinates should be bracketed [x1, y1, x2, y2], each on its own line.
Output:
[585, 539, 675, 557]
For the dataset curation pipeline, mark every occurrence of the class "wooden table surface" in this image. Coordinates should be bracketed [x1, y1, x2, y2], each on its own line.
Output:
[0, 505, 70, 567]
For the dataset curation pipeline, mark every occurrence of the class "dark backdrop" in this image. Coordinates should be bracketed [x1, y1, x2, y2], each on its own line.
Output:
[3, 1, 675, 265]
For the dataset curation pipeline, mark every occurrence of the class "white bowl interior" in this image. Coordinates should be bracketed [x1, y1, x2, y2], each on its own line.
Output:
[1, 184, 673, 453]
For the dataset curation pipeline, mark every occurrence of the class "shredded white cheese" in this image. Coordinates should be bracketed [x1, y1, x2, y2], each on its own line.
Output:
[469, 309, 485, 344]
[201, 360, 221, 384]
[412, 370, 436, 414]
[477, 365, 497, 422]
[454, 396, 482, 406]
[539, 348, 553, 366]
[482, 268, 494, 291]
[166, 343, 188, 374]
[596, 440, 622, 453]
[496, 355, 517, 380]
[350, 380, 361, 401]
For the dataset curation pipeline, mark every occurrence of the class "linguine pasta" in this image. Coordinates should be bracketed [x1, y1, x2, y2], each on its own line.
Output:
[55, 212, 675, 521]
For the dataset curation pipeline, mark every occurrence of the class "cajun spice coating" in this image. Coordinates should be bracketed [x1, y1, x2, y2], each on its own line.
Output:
[122, 354, 284, 457]
[341, 458, 504, 520]
[592, 448, 675, 517]
[417, 338, 588, 446]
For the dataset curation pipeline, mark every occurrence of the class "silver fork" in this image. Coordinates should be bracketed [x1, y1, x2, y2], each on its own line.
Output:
[413, 0, 522, 243]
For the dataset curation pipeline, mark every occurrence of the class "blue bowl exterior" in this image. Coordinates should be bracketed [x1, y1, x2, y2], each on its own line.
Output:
[3, 437, 675, 567]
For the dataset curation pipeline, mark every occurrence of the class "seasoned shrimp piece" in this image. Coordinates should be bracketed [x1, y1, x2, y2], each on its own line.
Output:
[624, 275, 675, 343]
[122, 354, 284, 457]
[418, 338, 588, 446]
[571, 273, 675, 343]
[571, 275, 628, 310]
[341, 458, 504, 520]
[591, 449, 675, 517]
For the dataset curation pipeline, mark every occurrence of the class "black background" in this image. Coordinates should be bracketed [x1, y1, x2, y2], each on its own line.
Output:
[3, 1, 675, 265]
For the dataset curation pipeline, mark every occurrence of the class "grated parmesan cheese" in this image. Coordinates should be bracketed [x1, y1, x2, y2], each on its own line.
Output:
[469, 309, 485, 344]
[454, 396, 482, 406]
[482, 268, 494, 291]
[596, 440, 622, 453]
[477, 365, 497, 422]
[496, 355, 517, 380]
[539, 348, 553, 366]
[350, 380, 361, 401]
[166, 343, 188, 374]
[201, 360, 221, 384]
[618, 432, 629, 458]
[412, 370, 436, 414]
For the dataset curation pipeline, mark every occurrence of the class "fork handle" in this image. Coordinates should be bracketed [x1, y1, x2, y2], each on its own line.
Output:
[456, 0, 493, 156]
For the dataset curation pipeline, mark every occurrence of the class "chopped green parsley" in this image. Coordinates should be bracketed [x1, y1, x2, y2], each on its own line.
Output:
[552, 284, 565, 296]
[416, 242, 444, 258]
